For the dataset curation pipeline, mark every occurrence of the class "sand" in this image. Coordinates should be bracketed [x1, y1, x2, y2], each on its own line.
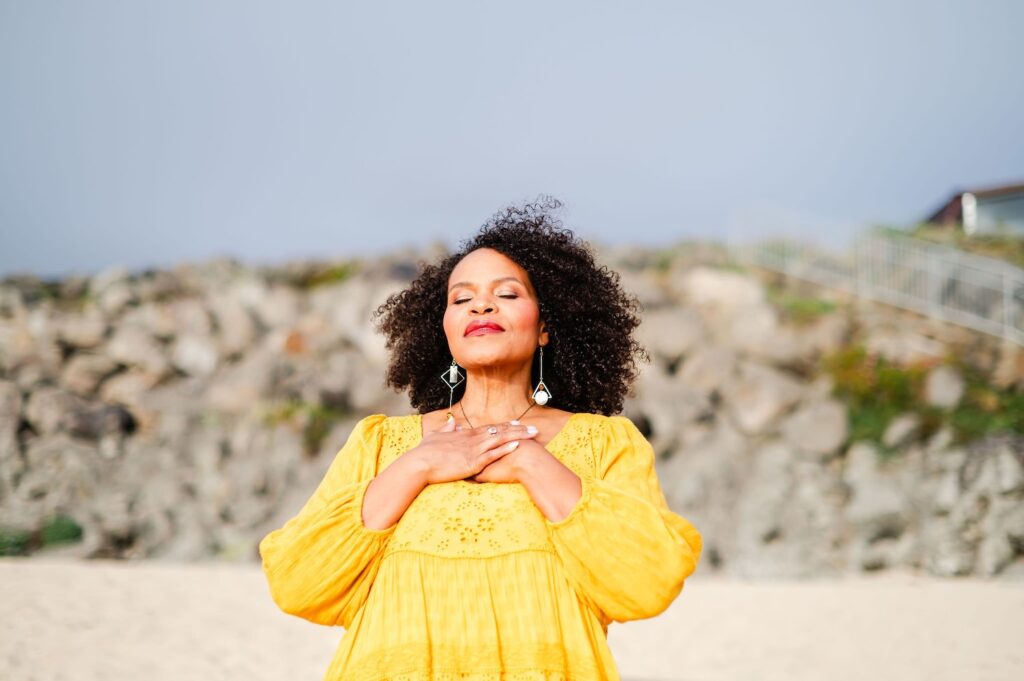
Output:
[1, 557, 1021, 681]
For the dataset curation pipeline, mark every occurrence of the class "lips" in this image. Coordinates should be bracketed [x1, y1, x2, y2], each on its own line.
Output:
[465, 321, 504, 336]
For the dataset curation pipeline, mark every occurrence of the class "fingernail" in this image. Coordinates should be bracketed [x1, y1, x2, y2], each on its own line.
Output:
[526, 426, 538, 434]
[510, 440, 520, 448]
[510, 420, 520, 425]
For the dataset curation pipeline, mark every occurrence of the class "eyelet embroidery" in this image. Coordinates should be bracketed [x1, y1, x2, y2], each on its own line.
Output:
[377, 414, 599, 558]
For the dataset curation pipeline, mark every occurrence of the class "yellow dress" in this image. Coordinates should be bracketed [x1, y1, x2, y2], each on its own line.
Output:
[259, 411, 703, 681]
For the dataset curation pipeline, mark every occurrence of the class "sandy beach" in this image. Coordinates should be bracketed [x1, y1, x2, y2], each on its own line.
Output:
[1, 557, 1021, 681]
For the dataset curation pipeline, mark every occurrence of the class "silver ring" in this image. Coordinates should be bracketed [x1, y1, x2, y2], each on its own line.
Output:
[487, 426, 498, 435]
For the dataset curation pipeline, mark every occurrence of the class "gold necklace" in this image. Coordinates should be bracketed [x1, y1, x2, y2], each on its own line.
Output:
[456, 400, 536, 430]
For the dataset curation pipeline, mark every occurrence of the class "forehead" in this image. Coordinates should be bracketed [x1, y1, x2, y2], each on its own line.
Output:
[448, 248, 531, 285]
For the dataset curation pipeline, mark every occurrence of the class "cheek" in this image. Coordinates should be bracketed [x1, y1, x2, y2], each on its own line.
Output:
[442, 306, 470, 342]
[514, 304, 541, 327]
[442, 308, 457, 335]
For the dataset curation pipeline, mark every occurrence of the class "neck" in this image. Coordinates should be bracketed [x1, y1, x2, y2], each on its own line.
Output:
[457, 363, 536, 423]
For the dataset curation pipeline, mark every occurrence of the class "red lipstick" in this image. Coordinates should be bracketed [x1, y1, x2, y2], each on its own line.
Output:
[465, 320, 505, 336]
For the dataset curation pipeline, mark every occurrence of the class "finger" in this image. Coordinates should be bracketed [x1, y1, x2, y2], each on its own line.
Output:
[478, 421, 537, 437]
[496, 424, 539, 440]
[440, 415, 457, 432]
[478, 426, 536, 452]
[485, 439, 520, 462]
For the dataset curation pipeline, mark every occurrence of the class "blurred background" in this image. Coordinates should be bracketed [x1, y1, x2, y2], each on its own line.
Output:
[1, 1, 1022, 680]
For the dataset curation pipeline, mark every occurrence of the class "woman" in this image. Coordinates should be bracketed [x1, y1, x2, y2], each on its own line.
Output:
[258, 198, 703, 680]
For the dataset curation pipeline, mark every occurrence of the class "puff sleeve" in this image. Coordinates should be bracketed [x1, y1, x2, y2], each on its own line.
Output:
[258, 413, 396, 628]
[545, 415, 703, 624]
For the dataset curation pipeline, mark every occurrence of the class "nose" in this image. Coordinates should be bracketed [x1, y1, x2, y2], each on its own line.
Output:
[470, 294, 496, 314]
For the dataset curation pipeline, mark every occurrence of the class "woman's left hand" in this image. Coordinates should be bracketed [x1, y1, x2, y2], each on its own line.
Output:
[470, 436, 546, 483]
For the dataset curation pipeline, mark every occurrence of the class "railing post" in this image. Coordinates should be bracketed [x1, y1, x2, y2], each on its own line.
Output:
[737, 229, 1023, 347]
[1004, 271, 1011, 342]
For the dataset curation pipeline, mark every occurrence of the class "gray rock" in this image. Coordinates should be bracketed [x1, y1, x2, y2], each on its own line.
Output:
[725, 303, 803, 364]
[976, 495, 1023, 576]
[925, 365, 965, 409]
[0, 309, 64, 384]
[617, 269, 672, 309]
[882, 413, 921, 449]
[209, 293, 257, 357]
[843, 442, 908, 541]
[994, 444, 1024, 494]
[636, 308, 706, 366]
[779, 398, 848, 456]
[0, 380, 24, 496]
[922, 523, 975, 576]
[24, 387, 90, 436]
[863, 326, 947, 365]
[932, 471, 960, 514]
[97, 283, 135, 315]
[16, 434, 103, 517]
[672, 265, 765, 315]
[170, 333, 220, 377]
[926, 425, 955, 454]
[57, 308, 108, 348]
[206, 350, 274, 415]
[796, 314, 849, 357]
[60, 353, 120, 396]
[120, 301, 179, 340]
[253, 284, 302, 329]
[720, 361, 804, 435]
[677, 346, 737, 395]
[88, 266, 131, 297]
[1004, 502, 1024, 550]
[105, 325, 170, 377]
[0, 380, 22, 434]
[86, 268, 135, 317]
[633, 368, 713, 455]
[99, 370, 162, 408]
[168, 298, 215, 336]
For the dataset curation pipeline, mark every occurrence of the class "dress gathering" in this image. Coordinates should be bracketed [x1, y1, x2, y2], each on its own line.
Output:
[259, 411, 704, 680]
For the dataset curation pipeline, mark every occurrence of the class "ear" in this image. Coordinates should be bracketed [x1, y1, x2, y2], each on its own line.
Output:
[538, 320, 549, 346]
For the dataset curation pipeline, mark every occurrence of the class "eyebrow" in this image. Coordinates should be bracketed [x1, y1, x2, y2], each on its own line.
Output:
[448, 276, 524, 294]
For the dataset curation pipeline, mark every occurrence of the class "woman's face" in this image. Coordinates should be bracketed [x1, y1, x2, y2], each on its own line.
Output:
[443, 247, 548, 372]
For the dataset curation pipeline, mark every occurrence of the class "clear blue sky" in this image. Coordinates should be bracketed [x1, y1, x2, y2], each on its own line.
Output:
[1, 0, 1022, 279]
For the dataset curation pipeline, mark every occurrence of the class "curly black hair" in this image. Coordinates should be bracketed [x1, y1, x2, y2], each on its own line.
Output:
[371, 197, 650, 416]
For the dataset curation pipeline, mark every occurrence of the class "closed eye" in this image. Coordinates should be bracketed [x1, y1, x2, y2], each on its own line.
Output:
[454, 294, 518, 304]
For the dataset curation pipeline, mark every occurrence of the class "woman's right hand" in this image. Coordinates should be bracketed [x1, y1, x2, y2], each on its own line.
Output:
[409, 416, 539, 485]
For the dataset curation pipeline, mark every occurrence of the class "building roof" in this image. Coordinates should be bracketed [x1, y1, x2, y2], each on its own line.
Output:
[925, 181, 1024, 225]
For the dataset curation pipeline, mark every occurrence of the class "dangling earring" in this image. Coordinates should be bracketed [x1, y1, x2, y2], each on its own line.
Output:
[439, 358, 465, 420]
[531, 345, 551, 405]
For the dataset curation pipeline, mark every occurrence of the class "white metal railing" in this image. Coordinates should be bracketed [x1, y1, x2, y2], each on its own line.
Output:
[730, 229, 1024, 346]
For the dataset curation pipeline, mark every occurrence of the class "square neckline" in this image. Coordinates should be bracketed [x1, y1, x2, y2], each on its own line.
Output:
[412, 411, 583, 456]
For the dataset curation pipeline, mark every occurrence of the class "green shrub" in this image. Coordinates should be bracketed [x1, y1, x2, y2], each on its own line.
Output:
[823, 345, 929, 413]
[821, 345, 1021, 454]
[0, 527, 30, 556]
[767, 288, 837, 326]
[904, 223, 1024, 268]
[40, 514, 83, 546]
[296, 260, 362, 289]
[946, 360, 1024, 444]
[0, 514, 84, 556]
